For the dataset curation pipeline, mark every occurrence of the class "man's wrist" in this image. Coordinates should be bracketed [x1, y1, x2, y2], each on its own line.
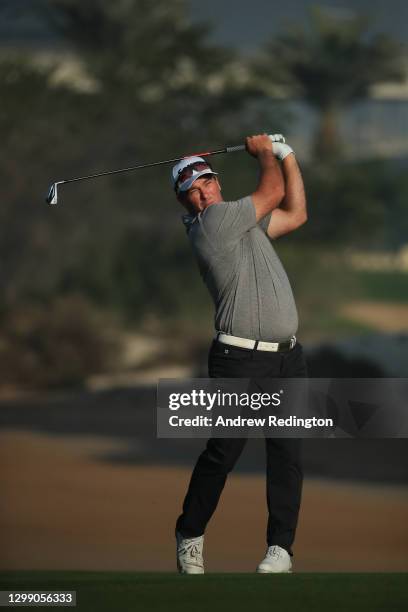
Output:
[257, 149, 278, 166]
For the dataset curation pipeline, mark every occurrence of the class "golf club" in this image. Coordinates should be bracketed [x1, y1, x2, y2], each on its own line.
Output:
[45, 134, 285, 205]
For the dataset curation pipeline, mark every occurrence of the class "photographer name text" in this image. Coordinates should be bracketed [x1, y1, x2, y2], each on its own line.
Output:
[168, 415, 333, 429]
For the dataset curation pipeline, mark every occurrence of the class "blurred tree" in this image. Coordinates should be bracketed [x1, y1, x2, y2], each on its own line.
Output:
[38, 1, 286, 157]
[38, 0, 237, 105]
[300, 161, 387, 246]
[252, 7, 405, 159]
[0, 57, 55, 304]
[0, 295, 118, 389]
[0, 55, 120, 306]
[294, 160, 408, 249]
[0, 0, 272, 320]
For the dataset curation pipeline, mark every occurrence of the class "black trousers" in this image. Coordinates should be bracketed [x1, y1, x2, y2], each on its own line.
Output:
[176, 339, 308, 556]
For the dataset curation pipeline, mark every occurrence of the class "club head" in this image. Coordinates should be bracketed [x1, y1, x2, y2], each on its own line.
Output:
[46, 182, 58, 205]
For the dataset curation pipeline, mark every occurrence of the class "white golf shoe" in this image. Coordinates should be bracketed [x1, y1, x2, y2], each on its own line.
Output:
[256, 545, 292, 573]
[176, 532, 204, 574]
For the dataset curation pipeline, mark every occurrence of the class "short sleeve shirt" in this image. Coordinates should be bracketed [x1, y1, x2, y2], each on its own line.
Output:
[182, 195, 298, 342]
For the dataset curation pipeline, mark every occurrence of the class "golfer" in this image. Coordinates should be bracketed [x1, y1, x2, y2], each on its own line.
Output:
[173, 134, 307, 573]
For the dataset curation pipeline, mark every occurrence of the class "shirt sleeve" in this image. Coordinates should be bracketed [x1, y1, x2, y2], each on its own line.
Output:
[199, 195, 257, 248]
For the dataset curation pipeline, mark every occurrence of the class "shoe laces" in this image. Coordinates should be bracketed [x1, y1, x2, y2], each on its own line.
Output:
[179, 536, 203, 559]
[267, 545, 281, 560]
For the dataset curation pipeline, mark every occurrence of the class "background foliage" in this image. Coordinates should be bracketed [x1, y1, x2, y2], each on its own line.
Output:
[0, 0, 406, 387]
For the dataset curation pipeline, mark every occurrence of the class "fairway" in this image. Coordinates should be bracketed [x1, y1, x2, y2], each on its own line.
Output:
[0, 572, 407, 612]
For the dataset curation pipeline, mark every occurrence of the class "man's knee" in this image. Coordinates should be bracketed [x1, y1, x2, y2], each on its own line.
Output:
[265, 438, 303, 465]
[201, 438, 246, 473]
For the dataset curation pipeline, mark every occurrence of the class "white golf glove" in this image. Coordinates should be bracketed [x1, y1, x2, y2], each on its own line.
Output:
[266, 134, 294, 160]
[268, 133, 286, 143]
[272, 141, 294, 160]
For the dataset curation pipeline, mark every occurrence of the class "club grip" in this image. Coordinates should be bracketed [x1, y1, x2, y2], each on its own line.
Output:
[226, 144, 246, 153]
[227, 134, 285, 154]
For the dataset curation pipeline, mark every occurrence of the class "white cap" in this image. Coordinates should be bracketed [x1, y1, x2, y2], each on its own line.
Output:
[172, 156, 217, 193]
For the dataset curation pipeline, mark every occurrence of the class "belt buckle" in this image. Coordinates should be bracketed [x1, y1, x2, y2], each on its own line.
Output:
[289, 336, 296, 350]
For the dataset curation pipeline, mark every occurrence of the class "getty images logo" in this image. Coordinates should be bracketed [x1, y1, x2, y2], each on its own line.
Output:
[168, 389, 283, 411]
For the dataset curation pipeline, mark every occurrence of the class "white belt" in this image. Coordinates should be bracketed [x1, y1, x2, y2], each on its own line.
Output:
[216, 332, 296, 352]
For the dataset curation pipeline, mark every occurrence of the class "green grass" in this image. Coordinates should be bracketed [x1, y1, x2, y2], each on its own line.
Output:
[0, 572, 407, 612]
[355, 270, 408, 303]
[301, 312, 376, 338]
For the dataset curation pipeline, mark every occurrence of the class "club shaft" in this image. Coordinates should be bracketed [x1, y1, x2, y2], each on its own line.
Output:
[58, 147, 235, 185]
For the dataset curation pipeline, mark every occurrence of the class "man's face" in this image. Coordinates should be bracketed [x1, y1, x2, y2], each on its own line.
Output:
[179, 175, 222, 213]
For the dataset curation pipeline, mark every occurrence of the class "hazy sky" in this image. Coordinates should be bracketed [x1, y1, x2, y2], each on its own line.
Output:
[189, 0, 408, 51]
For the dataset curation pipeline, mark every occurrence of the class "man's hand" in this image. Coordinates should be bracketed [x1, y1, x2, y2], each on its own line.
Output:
[245, 134, 274, 158]
[246, 134, 294, 161]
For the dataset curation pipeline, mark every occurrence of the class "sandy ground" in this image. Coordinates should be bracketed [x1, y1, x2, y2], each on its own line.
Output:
[1, 430, 407, 573]
[341, 301, 408, 332]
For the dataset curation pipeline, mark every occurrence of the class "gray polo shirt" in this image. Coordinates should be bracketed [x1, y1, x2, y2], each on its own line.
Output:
[182, 195, 298, 342]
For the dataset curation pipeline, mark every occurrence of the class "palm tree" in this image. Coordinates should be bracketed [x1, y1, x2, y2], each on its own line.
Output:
[252, 7, 405, 159]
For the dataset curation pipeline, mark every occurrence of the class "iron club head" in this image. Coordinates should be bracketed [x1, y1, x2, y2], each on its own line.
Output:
[46, 182, 59, 205]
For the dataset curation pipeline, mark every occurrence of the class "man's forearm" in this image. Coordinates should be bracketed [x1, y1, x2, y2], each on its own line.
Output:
[279, 154, 307, 222]
[251, 151, 285, 220]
